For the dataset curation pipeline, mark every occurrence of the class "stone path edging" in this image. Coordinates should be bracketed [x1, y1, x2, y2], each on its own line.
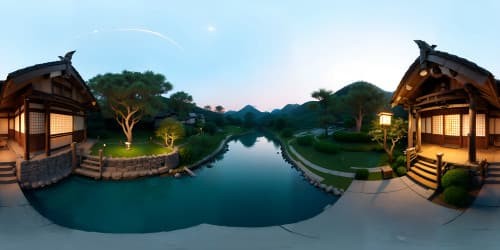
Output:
[288, 146, 355, 178]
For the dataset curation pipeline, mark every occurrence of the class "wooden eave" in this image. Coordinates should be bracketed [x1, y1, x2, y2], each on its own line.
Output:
[392, 50, 500, 109]
[1, 60, 99, 111]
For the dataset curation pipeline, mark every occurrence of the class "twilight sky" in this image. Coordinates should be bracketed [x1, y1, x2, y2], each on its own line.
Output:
[1, 0, 499, 111]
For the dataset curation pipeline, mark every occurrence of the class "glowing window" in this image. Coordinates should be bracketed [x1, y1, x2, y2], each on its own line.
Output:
[445, 114, 460, 136]
[476, 114, 485, 136]
[29, 112, 45, 134]
[491, 118, 500, 134]
[462, 114, 469, 136]
[20, 112, 25, 133]
[425, 117, 432, 133]
[50, 113, 73, 135]
[432, 115, 443, 135]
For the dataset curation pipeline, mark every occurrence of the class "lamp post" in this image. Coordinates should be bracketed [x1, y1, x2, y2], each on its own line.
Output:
[378, 112, 393, 152]
[125, 142, 131, 150]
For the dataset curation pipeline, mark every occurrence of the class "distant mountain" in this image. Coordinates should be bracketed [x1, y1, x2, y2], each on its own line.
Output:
[225, 105, 266, 119]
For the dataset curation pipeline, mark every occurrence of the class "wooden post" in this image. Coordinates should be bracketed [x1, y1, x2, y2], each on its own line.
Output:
[45, 102, 51, 156]
[465, 84, 477, 163]
[98, 149, 103, 179]
[24, 98, 30, 160]
[408, 106, 414, 148]
[71, 142, 77, 170]
[416, 111, 422, 152]
[436, 152, 443, 189]
[406, 148, 411, 171]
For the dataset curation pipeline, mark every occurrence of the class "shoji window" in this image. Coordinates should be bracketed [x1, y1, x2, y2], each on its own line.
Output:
[476, 114, 486, 136]
[462, 114, 486, 136]
[425, 117, 432, 133]
[432, 115, 443, 135]
[445, 114, 460, 136]
[50, 113, 73, 135]
[490, 118, 500, 134]
[462, 114, 469, 136]
[29, 112, 45, 134]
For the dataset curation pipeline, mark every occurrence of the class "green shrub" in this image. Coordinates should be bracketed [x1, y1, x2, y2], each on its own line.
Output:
[281, 128, 294, 138]
[443, 186, 470, 207]
[313, 141, 340, 154]
[203, 122, 217, 135]
[396, 166, 407, 176]
[296, 135, 314, 146]
[340, 144, 383, 152]
[355, 169, 369, 180]
[395, 155, 406, 167]
[442, 169, 470, 189]
[333, 131, 371, 143]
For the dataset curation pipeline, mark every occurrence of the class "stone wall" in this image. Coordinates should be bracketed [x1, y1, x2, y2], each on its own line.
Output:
[100, 152, 179, 180]
[18, 150, 73, 189]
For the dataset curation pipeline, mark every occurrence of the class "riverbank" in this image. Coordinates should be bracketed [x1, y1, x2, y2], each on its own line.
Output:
[261, 130, 350, 193]
[170, 126, 249, 176]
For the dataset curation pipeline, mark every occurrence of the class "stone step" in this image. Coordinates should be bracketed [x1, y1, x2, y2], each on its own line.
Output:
[83, 159, 100, 166]
[407, 171, 438, 189]
[0, 179, 17, 184]
[489, 167, 500, 172]
[0, 165, 15, 171]
[489, 173, 500, 178]
[74, 168, 101, 179]
[410, 166, 438, 182]
[416, 159, 436, 169]
[84, 155, 100, 161]
[414, 162, 437, 174]
[0, 170, 15, 177]
[80, 163, 100, 171]
[0, 161, 16, 166]
[0, 175, 17, 184]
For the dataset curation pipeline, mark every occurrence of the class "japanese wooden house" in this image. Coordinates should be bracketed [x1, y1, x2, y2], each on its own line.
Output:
[0, 52, 98, 160]
[391, 41, 500, 189]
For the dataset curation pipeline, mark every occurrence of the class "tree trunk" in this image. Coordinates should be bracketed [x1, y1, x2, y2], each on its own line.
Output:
[354, 107, 363, 132]
[355, 117, 362, 132]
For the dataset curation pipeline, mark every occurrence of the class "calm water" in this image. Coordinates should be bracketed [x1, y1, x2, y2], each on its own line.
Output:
[24, 133, 337, 233]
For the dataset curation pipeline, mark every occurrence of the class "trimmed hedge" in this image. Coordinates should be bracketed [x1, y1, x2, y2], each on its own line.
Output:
[340, 144, 383, 152]
[333, 131, 372, 143]
[313, 141, 340, 154]
[296, 135, 314, 146]
[396, 166, 407, 177]
[355, 169, 369, 180]
[443, 186, 470, 207]
[442, 169, 470, 189]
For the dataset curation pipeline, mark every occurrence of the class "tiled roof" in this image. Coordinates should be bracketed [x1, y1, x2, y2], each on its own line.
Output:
[6, 61, 65, 80]
[430, 49, 493, 77]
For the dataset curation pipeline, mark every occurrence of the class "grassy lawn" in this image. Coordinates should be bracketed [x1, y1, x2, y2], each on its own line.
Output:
[274, 132, 353, 190]
[290, 139, 386, 172]
[90, 130, 172, 157]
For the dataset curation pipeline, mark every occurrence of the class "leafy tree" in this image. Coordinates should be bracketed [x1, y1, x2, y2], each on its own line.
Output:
[214, 114, 225, 127]
[203, 122, 217, 135]
[339, 81, 386, 132]
[155, 118, 185, 148]
[215, 105, 225, 113]
[204, 105, 212, 111]
[168, 91, 194, 118]
[311, 88, 334, 135]
[88, 70, 172, 143]
[243, 112, 255, 128]
[369, 117, 407, 163]
[311, 88, 333, 111]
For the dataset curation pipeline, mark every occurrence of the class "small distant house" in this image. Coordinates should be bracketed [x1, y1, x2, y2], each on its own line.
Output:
[0, 52, 98, 160]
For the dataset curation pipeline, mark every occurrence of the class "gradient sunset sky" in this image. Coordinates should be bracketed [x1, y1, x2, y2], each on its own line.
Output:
[1, 0, 499, 111]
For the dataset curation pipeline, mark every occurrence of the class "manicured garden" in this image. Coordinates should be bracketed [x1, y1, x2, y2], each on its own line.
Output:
[90, 130, 173, 157]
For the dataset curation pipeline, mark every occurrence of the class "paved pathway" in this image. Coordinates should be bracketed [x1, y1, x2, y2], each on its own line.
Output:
[289, 146, 355, 178]
[2, 176, 500, 249]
